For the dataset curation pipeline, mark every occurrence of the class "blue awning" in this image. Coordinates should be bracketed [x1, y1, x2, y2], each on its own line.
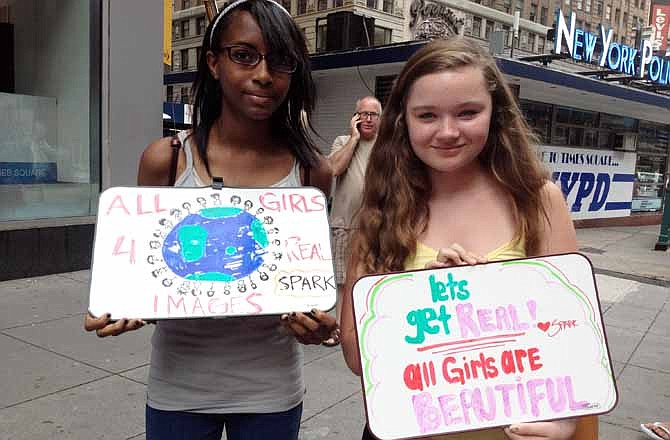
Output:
[163, 41, 670, 110]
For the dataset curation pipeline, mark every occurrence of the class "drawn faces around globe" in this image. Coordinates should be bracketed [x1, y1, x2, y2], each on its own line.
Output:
[206, 10, 293, 122]
[405, 65, 493, 179]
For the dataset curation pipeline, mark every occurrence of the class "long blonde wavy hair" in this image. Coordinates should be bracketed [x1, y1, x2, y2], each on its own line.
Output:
[352, 38, 550, 276]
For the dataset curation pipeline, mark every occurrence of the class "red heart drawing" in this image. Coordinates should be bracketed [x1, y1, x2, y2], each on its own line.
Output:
[537, 322, 551, 332]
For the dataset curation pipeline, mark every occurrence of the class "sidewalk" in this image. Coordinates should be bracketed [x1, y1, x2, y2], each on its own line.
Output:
[0, 225, 668, 439]
[576, 225, 670, 284]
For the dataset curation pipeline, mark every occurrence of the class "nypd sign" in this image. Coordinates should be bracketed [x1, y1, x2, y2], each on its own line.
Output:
[554, 9, 670, 85]
[539, 146, 636, 220]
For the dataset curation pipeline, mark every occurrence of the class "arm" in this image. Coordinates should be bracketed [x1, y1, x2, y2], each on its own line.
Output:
[340, 233, 365, 375]
[85, 137, 179, 337]
[305, 153, 333, 197]
[138, 136, 182, 186]
[535, 181, 578, 255]
[328, 114, 361, 177]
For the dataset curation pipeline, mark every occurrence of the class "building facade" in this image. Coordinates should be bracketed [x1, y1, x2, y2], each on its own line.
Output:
[165, 0, 652, 105]
[0, 0, 164, 280]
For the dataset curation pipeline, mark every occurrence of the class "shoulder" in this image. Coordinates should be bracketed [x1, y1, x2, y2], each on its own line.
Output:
[536, 180, 577, 255]
[138, 136, 176, 186]
[330, 135, 350, 151]
[304, 153, 333, 195]
[540, 180, 569, 213]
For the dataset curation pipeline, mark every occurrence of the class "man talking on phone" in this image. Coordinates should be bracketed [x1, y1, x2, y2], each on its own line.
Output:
[324, 96, 382, 347]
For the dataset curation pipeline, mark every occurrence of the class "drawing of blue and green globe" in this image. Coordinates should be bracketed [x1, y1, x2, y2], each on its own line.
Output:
[162, 207, 269, 282]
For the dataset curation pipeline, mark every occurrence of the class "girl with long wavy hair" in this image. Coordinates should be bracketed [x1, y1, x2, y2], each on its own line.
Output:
[85, 1, 337, 438]
[340, 38, 597, 440]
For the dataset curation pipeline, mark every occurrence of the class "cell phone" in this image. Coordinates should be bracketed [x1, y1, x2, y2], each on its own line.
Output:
[353, 112, 361, 128]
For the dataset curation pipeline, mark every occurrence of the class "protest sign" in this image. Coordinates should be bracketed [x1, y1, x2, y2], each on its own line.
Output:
[352, 253, 616, 439]
[89, 186, 335, 320]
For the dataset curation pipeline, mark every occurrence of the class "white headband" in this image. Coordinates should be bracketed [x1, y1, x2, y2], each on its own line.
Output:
[209, 0, 293, 48]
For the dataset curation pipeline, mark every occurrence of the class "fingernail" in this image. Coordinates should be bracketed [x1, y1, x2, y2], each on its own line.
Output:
[281, 314, 288, 321]
[290, 312, 296, 318]
[510, 425, 519, 433]
[311, 308, 318, 314]
[105, 313, 111, 319]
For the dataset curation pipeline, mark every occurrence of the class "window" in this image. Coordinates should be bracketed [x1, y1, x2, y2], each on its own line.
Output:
[552, 106, 598, 147]
[641, 0, 645, 9]
[633, 122, 668, 212]
[196, 47, 201, 64]
[530, 4, 537, 21]
[503, 0, 512, 13]
[485, 20, 494, 39]
[367, 0, 378, 8]
[333, 0, 343, 5]
[167, 86, 174, 102]
[520, 100, 552, 142]
[183, 0, 192, 9]
[634, 0, 638, 7]
[585, 0, 591, 12]
[181, 20, 190, 38]
[615, 8, 620, 24]
[180, 49, 189, 71]
[318, 0, 327, 10]
[540, 7, 548, 24]
[623, 12, 628, 27]
[515, 0, 524, 14]
[576, 0, 583, 9]
[471, 16, 482, 37]
[374, 26, 392, 45]
[196, 17, 205, 36]
[596, 0, 603, 16]
[316, 23, 327, 52]
[173, 23, 180, 40]
[383, 0, 394, 13]
[180, 87, 190, 104]
[502, 24, 512, 45]
[375, 75, 397, 106]
[280, 0, 292, 11]
[576, 19, 583, 28]
[606, 5, 611, 21]
[0, 0, 100, 221]
[297, 0, 307, 14]
[538, 36, 545, 52]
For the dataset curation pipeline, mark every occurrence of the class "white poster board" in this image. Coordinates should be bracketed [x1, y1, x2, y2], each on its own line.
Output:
[352, 253, 617, 440]
[89, 186, 336, 319]
[538, 145, 636, 220]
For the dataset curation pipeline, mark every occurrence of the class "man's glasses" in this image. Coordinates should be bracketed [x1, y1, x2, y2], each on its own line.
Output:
[219, 45, 298, 74]
[358, 111, 380, 121]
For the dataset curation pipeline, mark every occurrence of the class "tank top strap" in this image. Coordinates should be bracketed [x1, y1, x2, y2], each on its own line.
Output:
[177, 131, 195, 170]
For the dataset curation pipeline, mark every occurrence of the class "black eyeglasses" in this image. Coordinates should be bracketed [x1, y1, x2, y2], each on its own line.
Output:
[219, 45, 298, 73]
[358, 111, 380, 121]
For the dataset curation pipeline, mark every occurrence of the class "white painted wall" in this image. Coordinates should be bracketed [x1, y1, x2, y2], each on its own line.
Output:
[103, 0, 164, 188]
[312, 63, 401, 152]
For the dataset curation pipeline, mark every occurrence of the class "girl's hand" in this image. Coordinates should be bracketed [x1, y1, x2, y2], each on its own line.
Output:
[504, 419, 577, 440]
[280, 309, 338, 345]
[84, 312, 146, 337]
[425, 243, 488, 269]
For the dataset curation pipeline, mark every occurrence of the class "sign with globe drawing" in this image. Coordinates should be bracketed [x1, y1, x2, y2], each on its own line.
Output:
[88, 186, 336, 320]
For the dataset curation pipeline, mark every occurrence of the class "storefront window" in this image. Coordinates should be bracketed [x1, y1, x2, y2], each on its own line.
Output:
[632, 121, 669, 212]
[0, 0, 99, 222]
[520, 100, 552, 143]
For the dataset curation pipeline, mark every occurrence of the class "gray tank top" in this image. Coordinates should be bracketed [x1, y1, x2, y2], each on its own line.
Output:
[147, 131, 305, 413]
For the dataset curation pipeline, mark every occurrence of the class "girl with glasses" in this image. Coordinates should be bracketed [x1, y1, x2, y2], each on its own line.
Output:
[85, 1, 337, 438]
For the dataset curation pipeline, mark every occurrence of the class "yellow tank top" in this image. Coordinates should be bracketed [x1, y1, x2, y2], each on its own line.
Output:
[405, 238, 526, 272]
